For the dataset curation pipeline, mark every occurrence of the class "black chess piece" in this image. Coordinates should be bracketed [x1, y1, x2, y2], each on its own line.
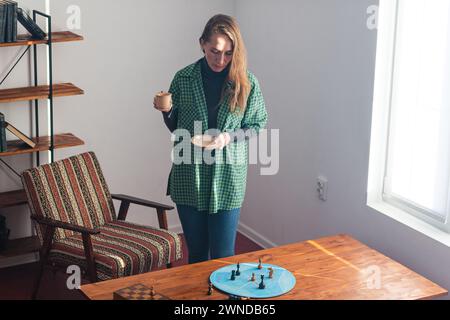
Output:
[258, 275, 266, 289]
[208, 283, 213, 295]
[236, 263, 241, 276]
[230, 270, 236, 281]
[150, 286, 155, 300]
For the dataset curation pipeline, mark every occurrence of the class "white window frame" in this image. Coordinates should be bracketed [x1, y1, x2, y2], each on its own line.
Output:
[368, 0, 450, 245]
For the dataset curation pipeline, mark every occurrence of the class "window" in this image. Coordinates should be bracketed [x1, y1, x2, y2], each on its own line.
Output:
[368, 0, 450, 234]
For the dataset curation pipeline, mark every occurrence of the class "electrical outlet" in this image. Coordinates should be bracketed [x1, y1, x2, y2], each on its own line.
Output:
[317, 176, 328, 201]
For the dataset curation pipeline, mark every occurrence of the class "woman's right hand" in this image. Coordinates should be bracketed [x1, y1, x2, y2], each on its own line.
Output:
[153, 95, 173, 113]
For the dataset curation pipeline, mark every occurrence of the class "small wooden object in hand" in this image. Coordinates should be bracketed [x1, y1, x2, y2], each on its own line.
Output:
[113, 283, 171, 300]
[154, 91, 172, 112]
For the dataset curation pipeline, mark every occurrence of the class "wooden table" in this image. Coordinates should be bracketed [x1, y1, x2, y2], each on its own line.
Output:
[80, 234, 447, 300]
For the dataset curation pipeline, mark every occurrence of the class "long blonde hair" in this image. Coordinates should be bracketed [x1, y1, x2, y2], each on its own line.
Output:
[200, 14, 250, 114]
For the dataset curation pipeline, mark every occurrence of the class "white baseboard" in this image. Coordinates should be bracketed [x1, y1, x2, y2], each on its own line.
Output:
[237, 222, 277, 249]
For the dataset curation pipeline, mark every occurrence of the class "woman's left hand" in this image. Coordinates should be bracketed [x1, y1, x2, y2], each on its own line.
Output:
[205, 132, 231, 150]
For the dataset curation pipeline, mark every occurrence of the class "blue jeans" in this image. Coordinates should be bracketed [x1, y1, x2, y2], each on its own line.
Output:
[176, 205, 241, 264]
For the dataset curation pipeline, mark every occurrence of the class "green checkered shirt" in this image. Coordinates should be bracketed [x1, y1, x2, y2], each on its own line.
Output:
[166, 59, 268, 213]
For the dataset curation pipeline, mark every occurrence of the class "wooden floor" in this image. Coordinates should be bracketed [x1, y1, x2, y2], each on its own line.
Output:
[0, 233, 262, 300]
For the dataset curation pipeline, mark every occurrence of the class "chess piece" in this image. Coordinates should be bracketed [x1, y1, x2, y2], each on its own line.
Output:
[257, 258, 262, 269]
[150, 286, 155, 300]
[268, 267, 274, 279]
[236, 262, 241, 276]
[230, 270, 236, 281]
[258, 275, 266, 289]
[208, 283, 213, 295]
[250, 273, 256, 282]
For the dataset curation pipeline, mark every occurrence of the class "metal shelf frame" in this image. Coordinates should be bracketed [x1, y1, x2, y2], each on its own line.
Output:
[0, 10, 55, 176]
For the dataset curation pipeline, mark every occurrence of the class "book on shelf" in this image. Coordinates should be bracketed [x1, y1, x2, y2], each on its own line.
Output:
[5, 1, 11, 42]
[0, 113, 7, 152]
[8, 1, 17, 42]
[0, 0, 17, 43]
[0, 1, 9, 43]
[0, 1, 6, 42]
[4, 121, 36, 148]
[17, 6, 45, 40]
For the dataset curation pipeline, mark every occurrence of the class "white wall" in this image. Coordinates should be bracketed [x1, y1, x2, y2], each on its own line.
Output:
[236, 0, 450, 298]
[236, 0, 377, 247]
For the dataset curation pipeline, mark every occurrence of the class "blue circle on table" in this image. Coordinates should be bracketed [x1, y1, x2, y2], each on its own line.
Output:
[209, 263, 296, 299]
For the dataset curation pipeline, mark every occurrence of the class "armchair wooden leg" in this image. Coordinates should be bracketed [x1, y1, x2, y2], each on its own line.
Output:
[82, 233, 98, 283]
[158, 209, 171, 269]
[32, 226, 55, 300]
[50, 263, 58, 276]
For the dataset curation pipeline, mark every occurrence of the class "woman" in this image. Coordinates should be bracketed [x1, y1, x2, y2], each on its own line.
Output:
[154, 14, 268, 264]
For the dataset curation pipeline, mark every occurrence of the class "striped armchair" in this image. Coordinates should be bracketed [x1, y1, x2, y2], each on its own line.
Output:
[21, 152, 183, 299]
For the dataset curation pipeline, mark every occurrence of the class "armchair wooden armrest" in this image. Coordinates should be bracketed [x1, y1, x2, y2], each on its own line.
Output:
[30, 215, 100, 235]
[30, 215, 99, 283]
[111, 194, 174, 210]
[111, 194, 174, 230]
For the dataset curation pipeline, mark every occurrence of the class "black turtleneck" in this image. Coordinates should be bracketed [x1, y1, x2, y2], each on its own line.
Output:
[201, 57, 229, 129]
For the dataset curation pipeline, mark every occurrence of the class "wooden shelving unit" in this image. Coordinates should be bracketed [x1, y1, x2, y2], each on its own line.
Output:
[0, 236, 41, 258]
[0, 190, 28, 209]
[0, 83, 84, 103]
[0, 31, 83, 48]
[0, 133, 84, 157]
[0, 16, 84, 263]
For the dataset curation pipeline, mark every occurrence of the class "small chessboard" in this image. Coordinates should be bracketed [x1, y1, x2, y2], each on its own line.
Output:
[113, 283, 170, 300]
